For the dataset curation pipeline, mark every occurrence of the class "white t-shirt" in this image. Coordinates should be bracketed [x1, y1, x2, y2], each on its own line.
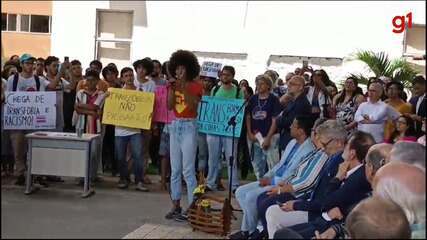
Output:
[7, 73, 49, 92]
[133, 78, 156, 93]
[355, 100, 400, 143]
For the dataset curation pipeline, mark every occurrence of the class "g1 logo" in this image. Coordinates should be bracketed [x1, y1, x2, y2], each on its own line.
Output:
[392, 12, 412, 34]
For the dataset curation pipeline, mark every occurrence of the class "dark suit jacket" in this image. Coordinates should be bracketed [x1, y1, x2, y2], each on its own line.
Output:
[293, 152, 344, 221]
[410, 95, 426, 135]
[276, 93, 311, 151]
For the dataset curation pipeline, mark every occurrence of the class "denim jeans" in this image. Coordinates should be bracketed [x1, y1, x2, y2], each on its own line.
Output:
[206, 134, 239, 191]
[169, 119, 198, 204]
[235, 181, 273, 233]
[247, 134, 280, 180]
[197, 133, 208, 172]
[115, 133, 144, 183]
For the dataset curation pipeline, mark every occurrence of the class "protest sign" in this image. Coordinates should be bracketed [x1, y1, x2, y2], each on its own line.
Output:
[102, 88, 155, 129]
[200, 61, 222, 78]
[3, 91, 56, 130]
[197, 96, 245, 137]
[153, 86, 175, 123]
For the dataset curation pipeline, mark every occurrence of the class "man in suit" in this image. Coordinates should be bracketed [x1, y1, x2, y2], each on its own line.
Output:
[276, 76, 311, 152]
[273, 131, 375, 239]
[407, 75, 426, 135]
[263, 120, 347, 237]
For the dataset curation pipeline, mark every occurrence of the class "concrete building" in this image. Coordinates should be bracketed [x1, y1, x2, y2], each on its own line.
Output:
[1, 1, 52, 63]
[48, 1, 426, 86]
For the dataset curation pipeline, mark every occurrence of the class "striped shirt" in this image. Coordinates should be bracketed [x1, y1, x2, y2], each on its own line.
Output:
[283, 149, 329, 198]
[73, 89, 105, 134]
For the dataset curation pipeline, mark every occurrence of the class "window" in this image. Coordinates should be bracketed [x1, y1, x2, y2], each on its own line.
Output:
[7, 14, 16, 31]
[1, 13, 6, 30]
[1, 13, 51, 33]
[20, 14, 29, 32]
[30, 15, 49, 33]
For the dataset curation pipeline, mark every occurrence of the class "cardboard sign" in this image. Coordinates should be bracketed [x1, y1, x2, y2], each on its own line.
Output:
[153, 86, 175, 123]
[200, 61, 222, 78]
[3, 91, 56, 130]
[102, 88, 155, 129]
[197, 96, 245, 137]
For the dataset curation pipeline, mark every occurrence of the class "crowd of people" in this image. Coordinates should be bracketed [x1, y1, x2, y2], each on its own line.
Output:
[1, 50, 425, 239]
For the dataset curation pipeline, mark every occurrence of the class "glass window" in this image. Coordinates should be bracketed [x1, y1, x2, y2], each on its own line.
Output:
[20, 14, 30, 32]
[1, 13, 7, 31]
[30, 15, 49, 33]
[7, 14, 17, 31]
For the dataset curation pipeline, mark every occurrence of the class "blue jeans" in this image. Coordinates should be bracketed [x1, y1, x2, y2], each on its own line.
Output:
[235, 181, 273, 233]
[115, 133, 144, 183]
[169, 119, 198, 204]
[247, 134, 280, 180]
[197, 133, 208, 172]
[206, 134, 239, 191]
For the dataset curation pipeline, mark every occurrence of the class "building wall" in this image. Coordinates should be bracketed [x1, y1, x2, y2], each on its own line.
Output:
[51, 1, 426, 86]
[1, 1, 52, 60]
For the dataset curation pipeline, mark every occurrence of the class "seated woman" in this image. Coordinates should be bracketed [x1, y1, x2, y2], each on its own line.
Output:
[388, 115, 418, 143]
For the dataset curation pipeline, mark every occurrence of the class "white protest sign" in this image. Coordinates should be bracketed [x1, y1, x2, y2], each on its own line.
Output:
[200, 61, 222, 78]
[3, 92, 56, 130]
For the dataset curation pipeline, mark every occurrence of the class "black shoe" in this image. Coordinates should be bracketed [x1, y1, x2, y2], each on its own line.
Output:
[174, 211, 188, 222]
[15, 175, 25, 186]
[165, 207, 182, 220]
[35, 176, 49, 187]
[248, 229, 266, 239]
[229, 230, 249, 239]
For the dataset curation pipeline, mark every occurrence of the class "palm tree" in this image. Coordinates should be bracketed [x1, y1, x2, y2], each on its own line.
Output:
[348, 50, 419, 88]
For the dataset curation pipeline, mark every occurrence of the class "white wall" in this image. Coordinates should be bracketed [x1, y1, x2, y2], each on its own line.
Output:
[51, 1, 426, 87]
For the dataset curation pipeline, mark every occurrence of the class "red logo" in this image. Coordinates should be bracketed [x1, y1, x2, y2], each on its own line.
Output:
[392, 12, 412, 34]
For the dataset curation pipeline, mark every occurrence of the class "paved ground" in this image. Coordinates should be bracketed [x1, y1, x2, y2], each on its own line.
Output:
[1, 174, 244, 239]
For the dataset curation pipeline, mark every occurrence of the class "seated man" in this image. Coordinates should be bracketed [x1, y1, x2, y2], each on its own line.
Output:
[255, 118, 329, 237]
[301, 142, 391, 239]
[275, 131, 375, 239]
[374, 162, 426, 239]
[229, 115, 316, 239]
[262, 121, 345, 237]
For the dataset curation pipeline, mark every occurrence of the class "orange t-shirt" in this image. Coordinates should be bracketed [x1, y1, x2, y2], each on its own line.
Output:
[174, 81, 203, 119]
[76, 79, 109, 92]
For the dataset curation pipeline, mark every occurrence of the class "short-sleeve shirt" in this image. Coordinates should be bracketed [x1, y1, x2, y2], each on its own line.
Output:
[7, 74, 49, 92]
[174, 81, 203, 119]
[134, 79, 156, 93]
[211, 84, 244, 99]
[246, 93, 281, 137]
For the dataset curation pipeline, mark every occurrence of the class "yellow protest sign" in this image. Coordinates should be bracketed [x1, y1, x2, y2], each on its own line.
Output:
[102, 88, 155, 130]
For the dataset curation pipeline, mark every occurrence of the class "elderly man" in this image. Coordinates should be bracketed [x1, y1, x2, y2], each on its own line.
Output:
[374, 162, 426, 239]
[345, 196, 411, 239]
[264, 120, 347, 237]
[368, 143, 393, 164]
[354, 81, 400, 143]
[273, 131, 375, 239]
[389, 141, 425, 169]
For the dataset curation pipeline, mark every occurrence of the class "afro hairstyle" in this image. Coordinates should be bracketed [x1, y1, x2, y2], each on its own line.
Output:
[168, 50, 200, 81]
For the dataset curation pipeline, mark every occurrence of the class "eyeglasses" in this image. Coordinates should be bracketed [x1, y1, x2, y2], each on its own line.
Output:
[320, 138, 334, 148]
[396, 120, 407, 125]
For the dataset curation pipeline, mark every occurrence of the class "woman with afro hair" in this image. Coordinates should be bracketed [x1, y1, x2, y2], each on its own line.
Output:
[165, 50, 203, 221]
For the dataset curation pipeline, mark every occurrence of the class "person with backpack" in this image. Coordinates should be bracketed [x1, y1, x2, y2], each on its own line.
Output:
[6, 54, 59, 185]
[205, 66, 244, 193]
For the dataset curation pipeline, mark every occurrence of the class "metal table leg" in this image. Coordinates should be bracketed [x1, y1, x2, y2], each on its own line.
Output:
[81, 139, 95, 198]
[25, 139, 33, 195]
